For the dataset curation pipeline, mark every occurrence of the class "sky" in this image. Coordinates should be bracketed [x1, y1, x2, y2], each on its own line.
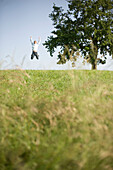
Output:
[0, 0, 113, 70]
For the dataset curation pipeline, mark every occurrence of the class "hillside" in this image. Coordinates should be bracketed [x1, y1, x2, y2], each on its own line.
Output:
[0, 70, 113, 170]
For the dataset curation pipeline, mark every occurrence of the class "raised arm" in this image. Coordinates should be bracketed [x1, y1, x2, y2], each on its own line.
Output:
[37, 37, 41, 45]
[30, 36, 33, 44]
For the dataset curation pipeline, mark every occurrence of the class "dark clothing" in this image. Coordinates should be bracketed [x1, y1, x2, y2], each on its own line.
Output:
[31, 51, 39, 60]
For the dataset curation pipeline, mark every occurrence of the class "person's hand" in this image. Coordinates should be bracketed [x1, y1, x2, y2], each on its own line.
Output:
[30, 36, 32, 39]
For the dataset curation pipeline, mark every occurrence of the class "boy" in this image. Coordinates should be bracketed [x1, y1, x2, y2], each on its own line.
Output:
[30, 36, 41, 60]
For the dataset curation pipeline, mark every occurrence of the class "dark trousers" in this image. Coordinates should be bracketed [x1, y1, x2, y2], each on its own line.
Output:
[31, 51, 39, 60]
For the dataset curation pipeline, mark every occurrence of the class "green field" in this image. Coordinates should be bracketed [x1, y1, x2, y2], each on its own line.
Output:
[0, 70, 113, 170]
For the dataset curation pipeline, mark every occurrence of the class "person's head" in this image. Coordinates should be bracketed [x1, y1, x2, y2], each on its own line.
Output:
[34, 40, 37, 44]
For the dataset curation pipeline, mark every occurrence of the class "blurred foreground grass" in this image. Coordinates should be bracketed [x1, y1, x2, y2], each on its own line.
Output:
[0, 70, 113, 170]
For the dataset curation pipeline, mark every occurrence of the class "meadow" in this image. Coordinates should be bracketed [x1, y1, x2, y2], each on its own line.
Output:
[0, 70, 113, 170]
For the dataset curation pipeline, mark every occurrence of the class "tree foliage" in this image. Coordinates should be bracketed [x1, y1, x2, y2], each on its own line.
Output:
[43, 0, 113, 69]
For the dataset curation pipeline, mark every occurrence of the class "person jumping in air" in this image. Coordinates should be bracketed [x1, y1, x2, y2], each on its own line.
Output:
[30, 36, 41, 60]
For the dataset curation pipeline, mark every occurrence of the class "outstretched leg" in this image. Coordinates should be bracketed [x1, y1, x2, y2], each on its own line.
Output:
[36, 53, 39, 60]
[34, 52, 39, 60]
[31, 52, 34, 60]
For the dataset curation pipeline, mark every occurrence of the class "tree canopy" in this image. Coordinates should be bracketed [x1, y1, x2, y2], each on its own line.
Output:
[43, 0, 113, 69]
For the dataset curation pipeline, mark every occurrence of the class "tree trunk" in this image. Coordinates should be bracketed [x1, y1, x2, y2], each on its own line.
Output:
[90, 39, 98, 70]
[92, 62, 97, 70]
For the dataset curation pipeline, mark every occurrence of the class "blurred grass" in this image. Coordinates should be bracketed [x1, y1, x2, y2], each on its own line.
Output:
[0, 70, 113, 170]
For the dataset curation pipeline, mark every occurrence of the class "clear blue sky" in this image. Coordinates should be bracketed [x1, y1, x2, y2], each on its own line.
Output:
[0, 0, 113, 70]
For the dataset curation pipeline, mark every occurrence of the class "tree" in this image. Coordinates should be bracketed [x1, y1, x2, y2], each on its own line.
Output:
[43, 0, 113, 70]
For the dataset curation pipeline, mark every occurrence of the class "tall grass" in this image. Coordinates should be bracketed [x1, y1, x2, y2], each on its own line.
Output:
[0, 70, 113, 170]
